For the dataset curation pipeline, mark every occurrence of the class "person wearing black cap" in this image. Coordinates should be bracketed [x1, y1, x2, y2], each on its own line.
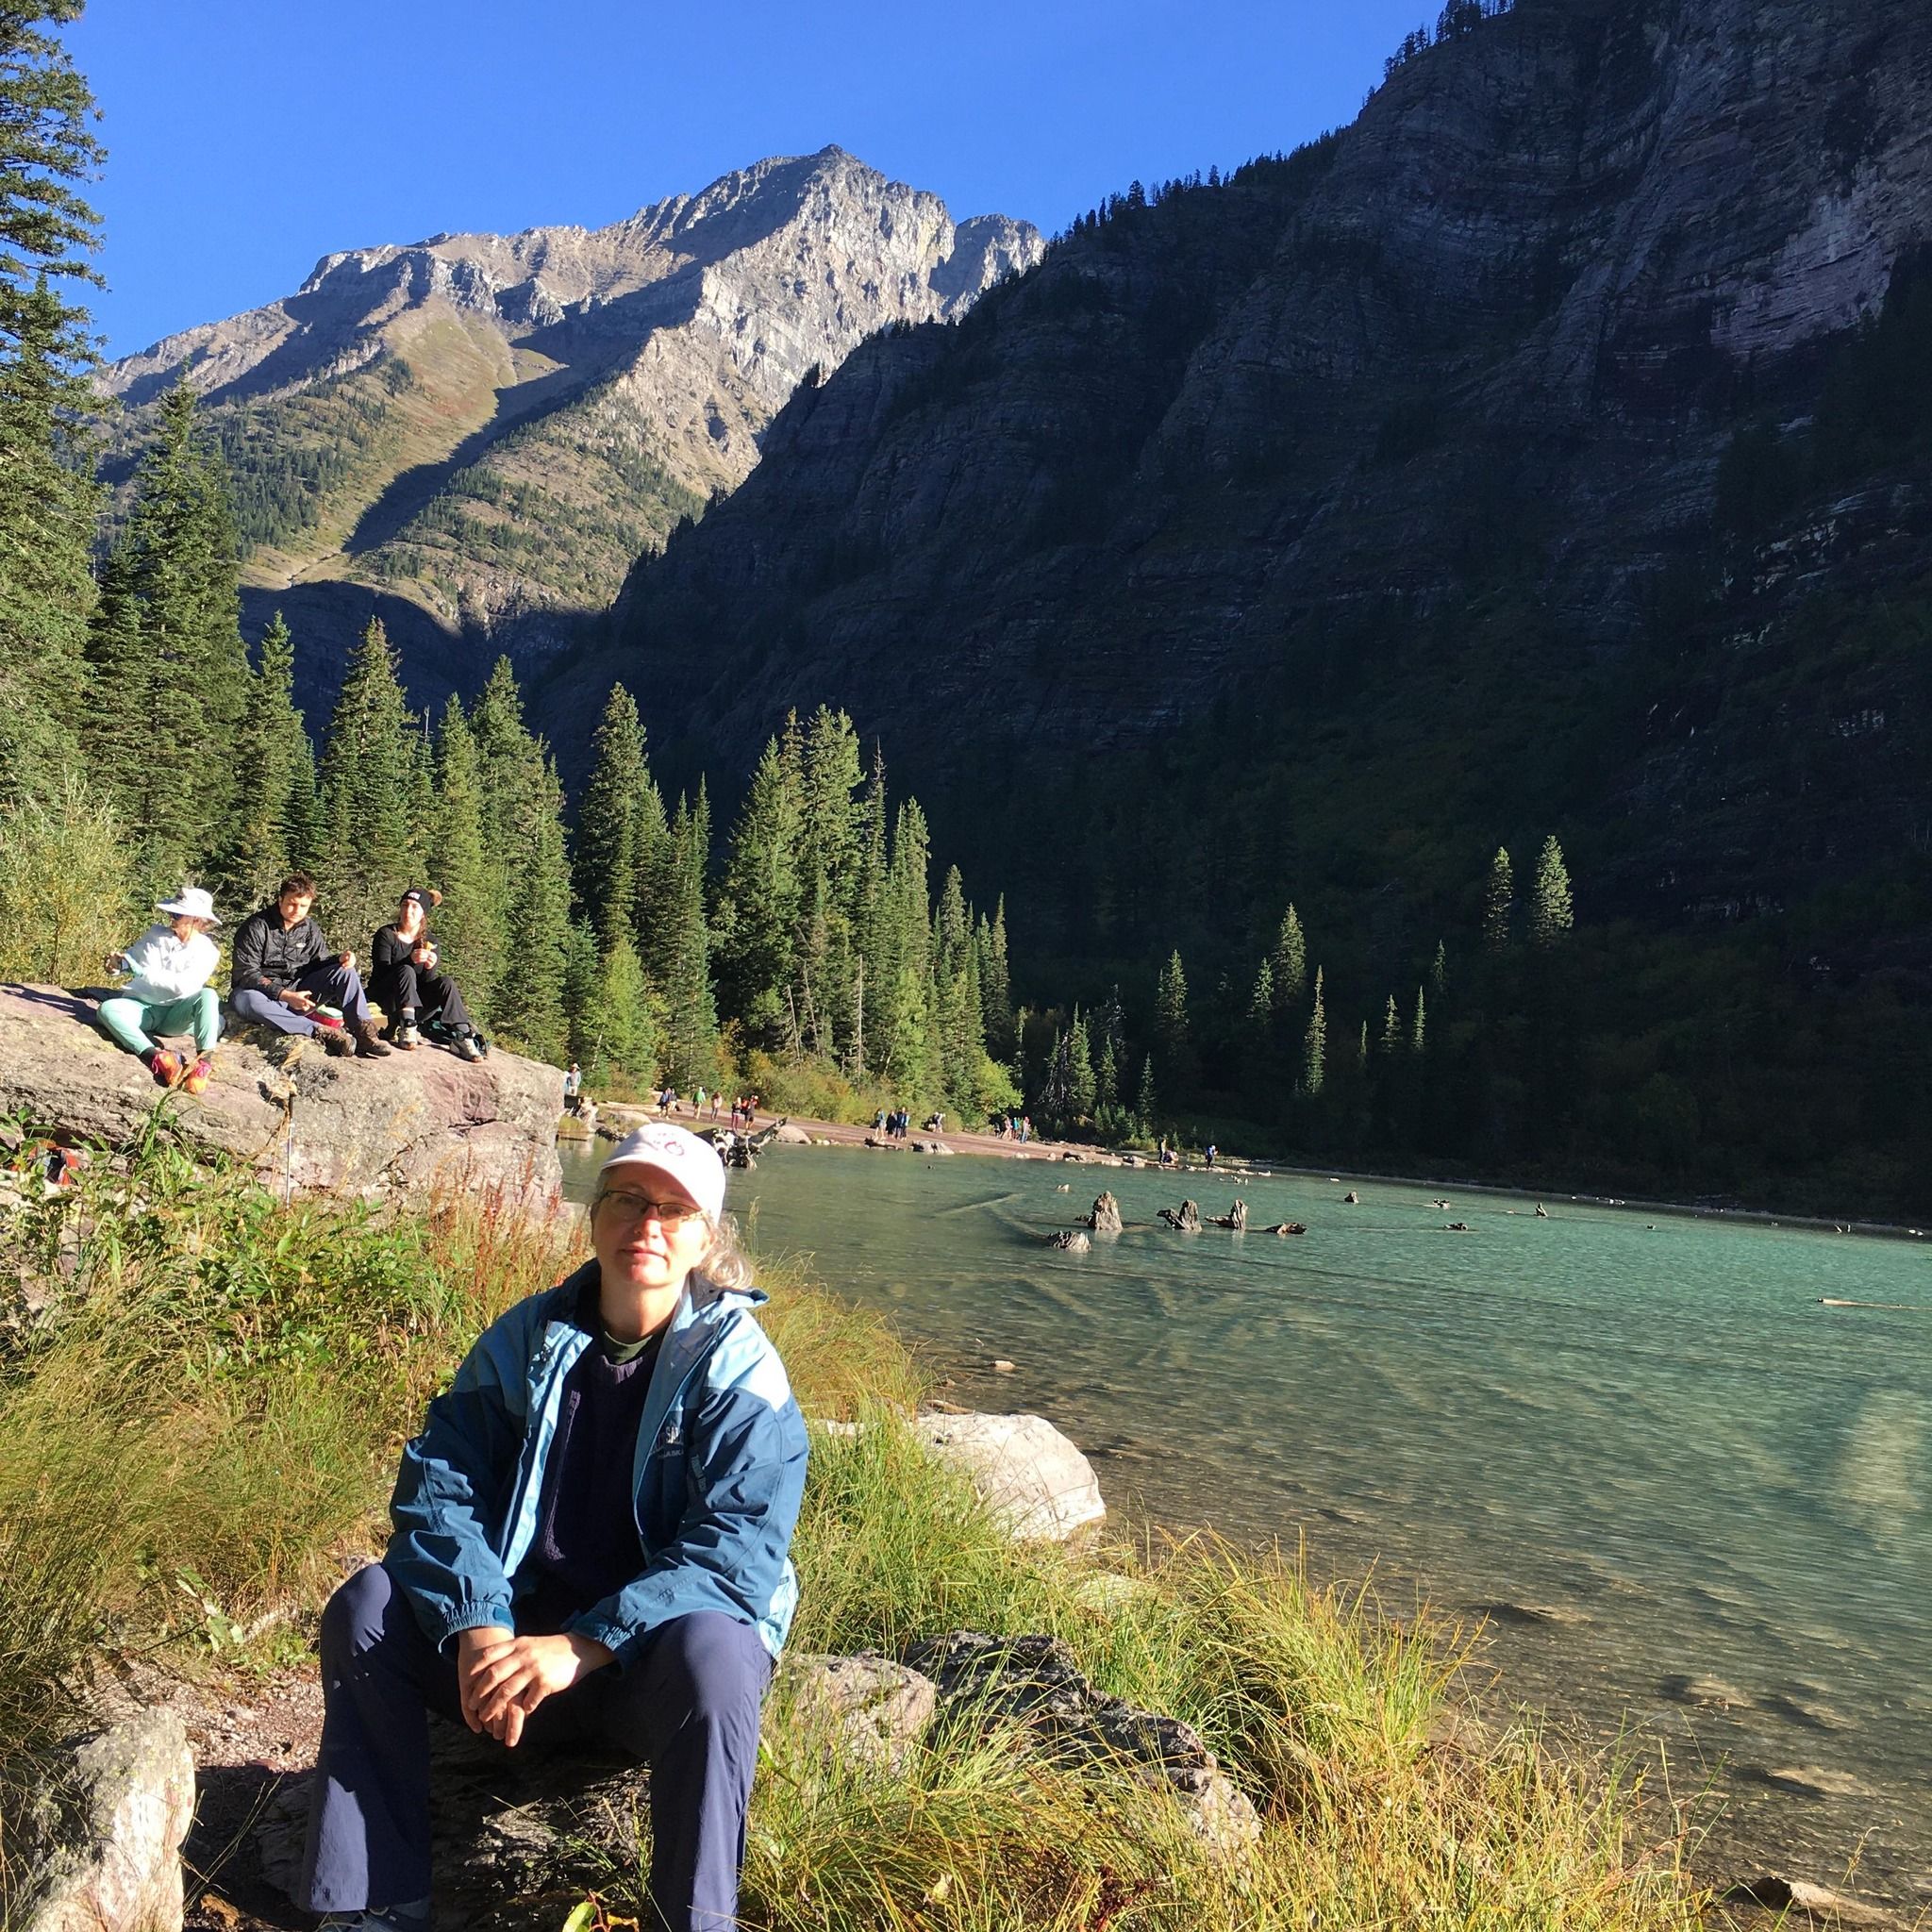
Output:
[370, 889, 481, 1060]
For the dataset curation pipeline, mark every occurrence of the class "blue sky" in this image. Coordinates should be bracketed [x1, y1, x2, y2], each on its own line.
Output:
[74, 0, 1428, 359]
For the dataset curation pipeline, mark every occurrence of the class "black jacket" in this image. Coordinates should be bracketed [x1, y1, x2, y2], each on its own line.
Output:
[230, 907, 329, 996]
[370, 923, 432, 1008]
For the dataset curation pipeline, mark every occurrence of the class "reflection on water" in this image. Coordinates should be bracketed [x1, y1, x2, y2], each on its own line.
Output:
[559, 1142, 1932, 1905]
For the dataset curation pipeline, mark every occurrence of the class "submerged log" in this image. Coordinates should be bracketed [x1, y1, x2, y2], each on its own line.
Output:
[1208, 1199, 1248, 1230]
[1260, 1221, 1308, 1236]
[1157, 1199, 1202, 1233]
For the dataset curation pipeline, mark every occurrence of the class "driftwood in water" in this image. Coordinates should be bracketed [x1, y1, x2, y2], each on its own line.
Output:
[1260, 1221, 1308, 1236]
[1086, 1191, 1123, 1235]
[1207, 1199, 1248, 1231]
[1157, 1199, 1202, 1233]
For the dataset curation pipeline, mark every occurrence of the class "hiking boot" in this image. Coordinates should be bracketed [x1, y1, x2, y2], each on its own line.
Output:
[457, 1033, 484, 1063]
[145, 1048, 183, 1089]
[320, 1025, 357, 1058]
[316, 1907, 430, 1932]
[353, 1018, 392, 1058]
[181, 1056, 214, 1096]
[394, 1020, 423, 1050]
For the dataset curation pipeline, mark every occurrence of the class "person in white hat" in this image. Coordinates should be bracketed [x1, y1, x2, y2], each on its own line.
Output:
[98, 885, 225, 1093]
[299, 1123, 808, 1932]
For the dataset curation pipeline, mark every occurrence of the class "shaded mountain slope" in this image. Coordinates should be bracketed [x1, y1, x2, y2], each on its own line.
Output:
[535, 0, 1932, 1211]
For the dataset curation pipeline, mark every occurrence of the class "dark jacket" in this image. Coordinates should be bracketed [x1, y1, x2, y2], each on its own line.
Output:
[385, 1264, 808, 1663]
[370, 923, 430, 1010]
[230, 906, 329, 997]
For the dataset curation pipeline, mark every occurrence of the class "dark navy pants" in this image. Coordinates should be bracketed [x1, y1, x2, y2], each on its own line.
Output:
[299, 1564, 772, 1931]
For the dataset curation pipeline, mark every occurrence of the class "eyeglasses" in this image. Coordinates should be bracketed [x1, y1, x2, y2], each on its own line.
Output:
[596, 1189, 706, 1227]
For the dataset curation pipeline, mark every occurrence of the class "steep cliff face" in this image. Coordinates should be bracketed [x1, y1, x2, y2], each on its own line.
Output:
[546, 0, 1932, 942]
[100, 148, 1041, 717]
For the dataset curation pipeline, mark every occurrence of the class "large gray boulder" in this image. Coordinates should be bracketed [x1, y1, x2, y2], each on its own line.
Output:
[20, 1711, 196, 1932]
[912, 1411, 1106, 1541]
[0, 984, 561, 1203]
[780, 1653, 938, 1774]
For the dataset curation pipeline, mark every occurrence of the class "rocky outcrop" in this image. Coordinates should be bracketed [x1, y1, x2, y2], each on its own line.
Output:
[912, 1412, 1107, 1541]
[1086, 1191, 1123, 1235]
[18, 1712, 195, 1932]
[101, 148, 1041, 719]
[904, 1632, 1262, 1857]
[0, 985, 561, 1203]
[781, 1653, 938, 1774]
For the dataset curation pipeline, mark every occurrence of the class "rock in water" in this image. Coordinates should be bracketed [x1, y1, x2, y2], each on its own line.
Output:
[1087, 1191, 1123, 1235]
[1158, 1199, 1203, 1232]
[1047, 1228, 1091, 1252]
[912, 1411, 1106, 1541]
[0, 984, 561, 1204]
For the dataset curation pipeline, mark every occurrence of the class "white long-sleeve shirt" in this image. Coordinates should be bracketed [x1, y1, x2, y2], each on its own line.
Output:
[119, 924, 219, 1005]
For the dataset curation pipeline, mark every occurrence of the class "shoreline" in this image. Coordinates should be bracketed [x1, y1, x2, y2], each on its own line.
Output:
[610, 1108, 1932, 1245]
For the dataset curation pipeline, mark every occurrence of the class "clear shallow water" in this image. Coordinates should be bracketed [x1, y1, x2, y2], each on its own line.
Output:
[560, 1142, 1932, 1904]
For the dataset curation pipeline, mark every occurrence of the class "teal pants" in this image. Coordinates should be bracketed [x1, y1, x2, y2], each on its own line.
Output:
[98, 988, 221, 1058]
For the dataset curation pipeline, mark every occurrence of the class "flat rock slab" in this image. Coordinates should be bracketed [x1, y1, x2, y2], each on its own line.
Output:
[913, 1411, 1107, 1541]
[0, 984, 561, 1203]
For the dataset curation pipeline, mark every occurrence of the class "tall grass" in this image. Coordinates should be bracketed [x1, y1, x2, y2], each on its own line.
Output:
[0, 1136, 1714, 1931]
[0, 776, 141, 986]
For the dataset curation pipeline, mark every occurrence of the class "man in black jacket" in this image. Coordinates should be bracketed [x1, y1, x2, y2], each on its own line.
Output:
[229, 874, 391, 1058]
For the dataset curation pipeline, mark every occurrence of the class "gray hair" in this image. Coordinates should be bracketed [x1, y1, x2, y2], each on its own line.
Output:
[588, 1183, 755, 1293]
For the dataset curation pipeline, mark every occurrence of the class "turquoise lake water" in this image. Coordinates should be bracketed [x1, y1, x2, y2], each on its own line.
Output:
[558, 1141, 1932, 1905]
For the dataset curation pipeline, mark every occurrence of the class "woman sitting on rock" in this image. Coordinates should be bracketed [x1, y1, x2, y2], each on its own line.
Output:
[298, 1124, 808, 1932]
[369, 888, 481, 1059]
[98, 885, 224, 1093]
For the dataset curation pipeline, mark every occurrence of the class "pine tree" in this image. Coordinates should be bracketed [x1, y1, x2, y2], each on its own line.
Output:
[1430, 939, 1448, 999]
[428, 698, 504, 1018]
[469, 660, 571, 1057]
[0, 8, 102, 807]
[575, 684, 646, 950]
[1270, 904, 1307, 1008]
[1066, 1008, 1096, 1124]
[1249, 957, 1274, 1027]
[1483, 846, 1514, 952]
[585, 934, 660, 1085]
[218, 612, 309, 908]
[1155, 950, 1192, 1091]
[85, 375, 248, 880]
[317, 617, 417, 946]
[979, 895, 1016, 1060]
[657, 791, 717, 1088]
[933, 864, 983, 1107]
[1357, 1019, 1369, 1071]
[1529, 835, 1574, 949]
[1303, 965, 1326, 1096]
[1135, 1053, 1157, 1134]
[718, 729, 803, 1043]
[0, 281, 97, 804]
[1382, 993, 1402, 1055]
[1411, 985, 1426, 1055]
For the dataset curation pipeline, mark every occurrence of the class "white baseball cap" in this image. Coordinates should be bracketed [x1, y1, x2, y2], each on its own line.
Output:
[597, 1123, 725, 1223]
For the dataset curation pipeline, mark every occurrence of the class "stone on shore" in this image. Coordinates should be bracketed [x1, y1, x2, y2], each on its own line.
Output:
[913, 1411, 1106, 1541]
[1723, 1876, 1895, 1925]
[781, 1653, 938, 1773]
[905, 1631, 1261, 1857]
[0, 984, 561, 1203]
[20, 1711, 195, 1932]
[772, 1122, 814, 1144]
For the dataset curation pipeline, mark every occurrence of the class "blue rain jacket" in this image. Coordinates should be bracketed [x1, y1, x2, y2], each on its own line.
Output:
[385, 1261, 808, 1663]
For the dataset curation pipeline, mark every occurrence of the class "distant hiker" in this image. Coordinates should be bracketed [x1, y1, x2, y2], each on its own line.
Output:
[1020, 1114, 1032, 1145]
[694, 1084, 708, 1117]
[297, 1124, 806, 1932]
[1206, 1143, 1218, 1169]
[872, 1108, 887, 1133]
[370, 889, 482, 1061]
[98, 885, 224, 1093]
[563, 1063, 582, 1113]
[229, 874, 390, 1058]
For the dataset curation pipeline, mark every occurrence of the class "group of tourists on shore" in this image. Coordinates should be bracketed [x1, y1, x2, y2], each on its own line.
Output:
[97, 874, 486, 1090]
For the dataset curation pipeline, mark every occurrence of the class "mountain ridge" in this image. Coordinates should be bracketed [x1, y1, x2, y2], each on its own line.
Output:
[99, 145, 1042, 718]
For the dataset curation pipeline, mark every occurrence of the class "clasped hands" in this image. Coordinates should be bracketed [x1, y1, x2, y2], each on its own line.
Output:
[457, 1627, 612, 1747]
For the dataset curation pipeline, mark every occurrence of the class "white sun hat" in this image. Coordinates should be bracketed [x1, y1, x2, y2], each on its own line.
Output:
[598, 1123, 725, 1223]
[156, 886, 220, 924]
